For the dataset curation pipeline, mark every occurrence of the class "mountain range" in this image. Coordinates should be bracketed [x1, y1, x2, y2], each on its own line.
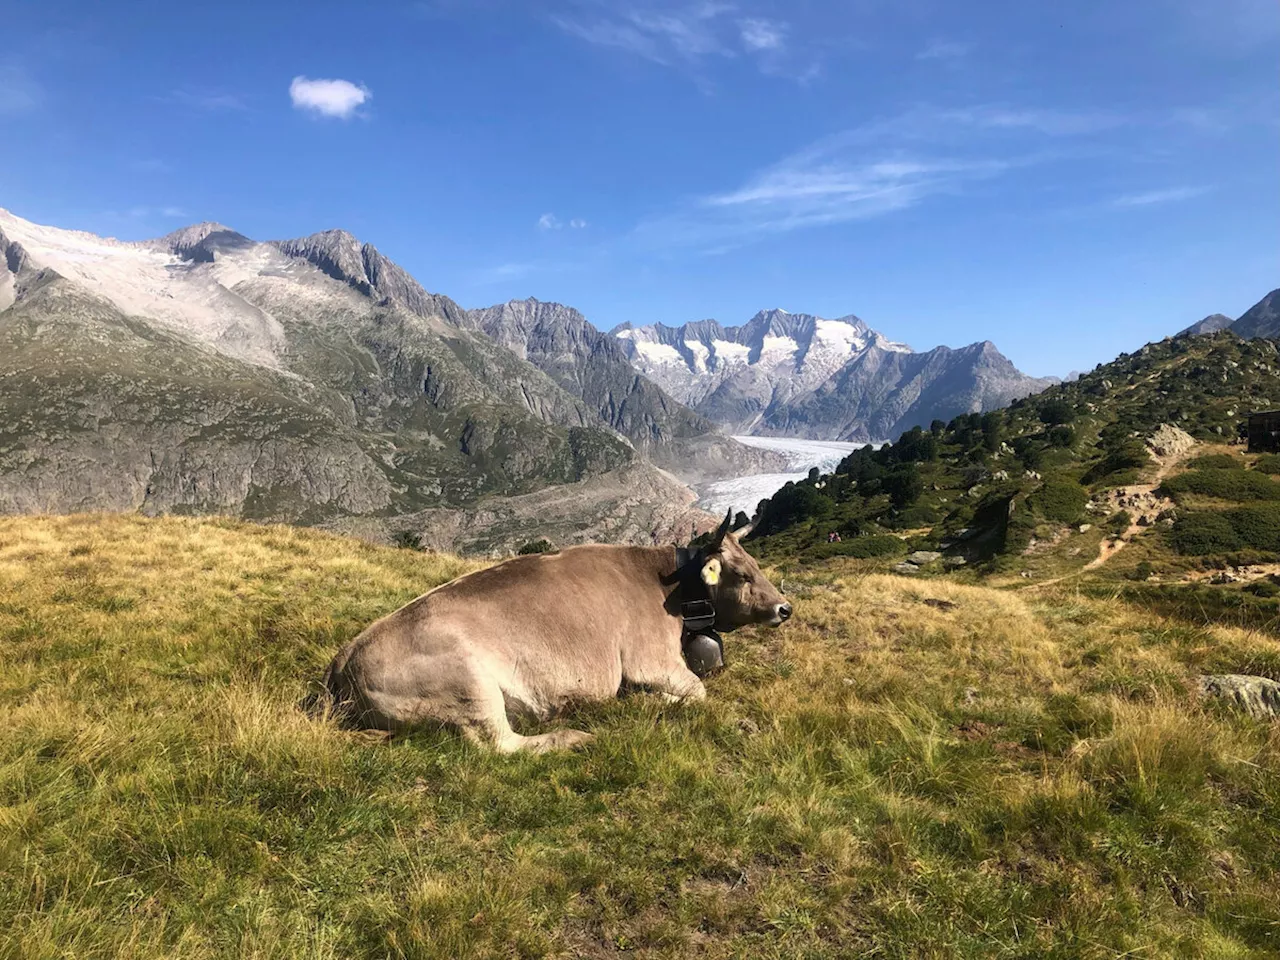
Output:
[0, 209, 776, 549]
[612, 309, 1056, 442]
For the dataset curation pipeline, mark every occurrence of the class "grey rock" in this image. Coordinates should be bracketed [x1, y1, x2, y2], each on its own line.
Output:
[1198, 674, 1280, 720]
[893, 561, 920, 575]
[907, 551, 943, 565]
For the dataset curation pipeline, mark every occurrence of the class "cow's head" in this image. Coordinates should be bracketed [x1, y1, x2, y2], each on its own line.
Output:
[698, 510, 792, 630]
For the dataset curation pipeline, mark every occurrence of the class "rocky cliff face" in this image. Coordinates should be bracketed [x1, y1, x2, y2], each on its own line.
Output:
[614, 309, 1051, 441]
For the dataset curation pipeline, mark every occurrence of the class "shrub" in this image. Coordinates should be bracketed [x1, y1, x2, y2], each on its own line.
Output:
[808, 535, 907, 560]
[1245, 580, 1280, 598]
[1254, 454, 1280, 475]
[1186, 453, 1244, 471]
[1029, 479, 1088, 523]
[1039, 399, 1076, 426]
[754, 481, 834, 536]
[517, 538, 555, 555]
[882, 465, 924, 509]
[1127, 560, 1155, 581]
[1106, 510, 1132, 534]
[1170, 513, 1242, 555]
[392, 530, 423, 551]
[1224, 503, 1280, 552]
[1162, 469, 1280, 503]
[1047, 425, 1075, 448]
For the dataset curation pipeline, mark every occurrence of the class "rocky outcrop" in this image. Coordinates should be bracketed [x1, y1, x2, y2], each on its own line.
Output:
[1198, 674, 1280, 720]
[272, 229, 470, 327]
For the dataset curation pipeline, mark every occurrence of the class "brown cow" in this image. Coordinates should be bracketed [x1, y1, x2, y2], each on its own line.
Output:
[322, 511, 790, 752]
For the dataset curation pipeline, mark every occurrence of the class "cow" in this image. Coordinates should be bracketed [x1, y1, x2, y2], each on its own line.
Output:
[322, 511, 791, 753]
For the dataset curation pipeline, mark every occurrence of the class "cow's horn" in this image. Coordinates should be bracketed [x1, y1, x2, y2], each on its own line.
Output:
[710, 508, 732, 549]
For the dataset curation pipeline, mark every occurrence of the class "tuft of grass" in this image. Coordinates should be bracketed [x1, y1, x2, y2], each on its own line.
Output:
[1, 514, 1278, 958]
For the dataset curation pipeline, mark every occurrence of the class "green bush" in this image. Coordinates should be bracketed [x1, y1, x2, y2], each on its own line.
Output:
[1039, 399, 1076, 426]
[1170, 513, 1242, 555]
[1224, 503, 1280, 552]
[1029, 479, 1088, 523]
[1162, 469, 1280, 503]
[1107, 510, 1132, 534]
[1254, 454, 1280, 474]
[1186, 453, 1243, 470]
[517, 538, 555, 555]
[1047, 425, 1075, 448]
[1244, 580, 1280, 598]
[808, 535, 907, 560]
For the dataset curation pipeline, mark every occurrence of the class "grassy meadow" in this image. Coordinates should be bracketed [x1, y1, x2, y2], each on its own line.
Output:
[2, 514, 1279, 958]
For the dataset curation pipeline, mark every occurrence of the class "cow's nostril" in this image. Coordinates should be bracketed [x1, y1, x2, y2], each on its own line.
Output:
[777, 602, 793, 621]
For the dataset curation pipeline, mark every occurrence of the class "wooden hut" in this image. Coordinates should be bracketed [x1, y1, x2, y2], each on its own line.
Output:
[1247, 410, 1280, 453]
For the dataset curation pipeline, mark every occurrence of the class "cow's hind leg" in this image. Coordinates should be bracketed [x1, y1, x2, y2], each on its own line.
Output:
[461, 679, 594, 755]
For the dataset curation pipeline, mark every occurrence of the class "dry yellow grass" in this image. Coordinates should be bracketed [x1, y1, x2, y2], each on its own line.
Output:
[1, 514, 1278, 958]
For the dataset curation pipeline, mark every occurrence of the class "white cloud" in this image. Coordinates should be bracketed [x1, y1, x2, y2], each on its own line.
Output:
[738, 18, 785, 51]
[289, 76, 370, 119]
[1112, 186, 1211, 207]
[161, 206, 188, 218]
[917, 39, 972, 61]
[0, 63, 41, 116]
[570, 218, 588, 229]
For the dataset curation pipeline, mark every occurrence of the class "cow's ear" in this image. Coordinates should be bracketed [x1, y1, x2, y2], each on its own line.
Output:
[710, 509, 732, 550]
[701, 558, 722, 586]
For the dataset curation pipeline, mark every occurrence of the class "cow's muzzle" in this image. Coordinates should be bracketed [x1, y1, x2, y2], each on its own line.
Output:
[770, 602, 793, 626]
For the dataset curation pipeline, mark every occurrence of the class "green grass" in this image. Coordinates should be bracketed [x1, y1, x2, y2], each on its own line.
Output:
[2, 514, 1280, 958]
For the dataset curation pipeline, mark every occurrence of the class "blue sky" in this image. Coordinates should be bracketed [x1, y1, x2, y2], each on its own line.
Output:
[2, 0, 1277, 376]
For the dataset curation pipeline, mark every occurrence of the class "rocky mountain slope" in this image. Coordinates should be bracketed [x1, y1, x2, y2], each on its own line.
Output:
[469, 298, 778, 480]
[0, 208, 750, 547]
[749, 326, 1280, 576]
[613, 309, 1053, 441]
[1178, 313, 1235, 337]
[1230, 288, 1280, 339]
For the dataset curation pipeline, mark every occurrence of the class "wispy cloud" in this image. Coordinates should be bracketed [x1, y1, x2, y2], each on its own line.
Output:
[738, 18, 785, 51]
[553, 3, 803, 79]
[916, 38, 972, 61]
[1112, 185, 1212, 207]
[538, 213, 589, 230]
[937, 105, 1123, 137]
[0, 63, 42, 117]
[633, 101, 1132, 252]
[477, 261, 538, 282]
[289, 76, 370, 119]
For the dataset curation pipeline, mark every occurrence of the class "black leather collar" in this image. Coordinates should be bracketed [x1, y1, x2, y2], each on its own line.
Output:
[675, 546, 717, 633]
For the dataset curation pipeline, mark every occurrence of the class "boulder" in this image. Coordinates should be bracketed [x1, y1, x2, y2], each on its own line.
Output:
[1198, 675, 1280, 720]
[907, 551, 943, 565]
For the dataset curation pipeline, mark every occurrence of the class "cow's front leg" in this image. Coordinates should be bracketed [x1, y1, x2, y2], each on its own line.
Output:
[652, 667, 707, 703]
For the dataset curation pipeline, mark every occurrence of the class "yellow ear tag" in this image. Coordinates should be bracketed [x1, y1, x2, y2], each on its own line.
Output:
[701, 558, 721, 586]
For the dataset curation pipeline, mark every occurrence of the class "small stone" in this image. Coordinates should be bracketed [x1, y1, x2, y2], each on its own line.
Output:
[893, 561, 920, 575]
[943, 556, 968, 568]
[1078, 524, 1092, 533]
[1198, 675, 1280, 720]
[922, 598, 958, 610]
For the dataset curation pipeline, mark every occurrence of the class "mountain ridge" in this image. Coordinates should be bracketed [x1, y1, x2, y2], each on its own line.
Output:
[614, 308, 1052, 441]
